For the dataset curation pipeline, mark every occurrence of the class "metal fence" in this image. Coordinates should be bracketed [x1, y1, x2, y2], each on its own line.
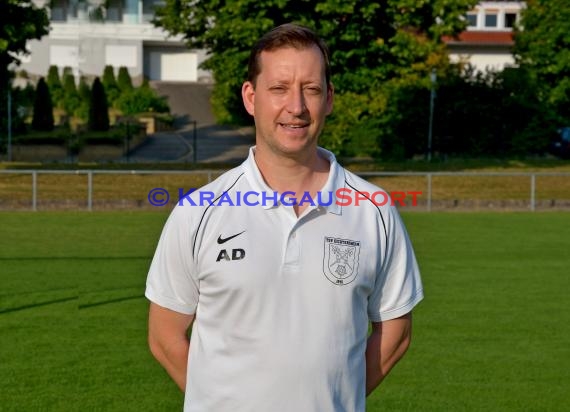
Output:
[0, 169, 569, 212]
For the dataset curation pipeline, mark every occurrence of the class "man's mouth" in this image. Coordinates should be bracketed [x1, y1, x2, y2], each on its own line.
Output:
[279, 123, 309, 129]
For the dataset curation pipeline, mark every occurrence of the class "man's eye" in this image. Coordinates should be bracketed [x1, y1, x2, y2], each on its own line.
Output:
[306, 87, 322, 95]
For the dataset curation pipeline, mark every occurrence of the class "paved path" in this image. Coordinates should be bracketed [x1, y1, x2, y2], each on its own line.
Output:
[128, 82, 254, 164]
[127, 131, 191, 162]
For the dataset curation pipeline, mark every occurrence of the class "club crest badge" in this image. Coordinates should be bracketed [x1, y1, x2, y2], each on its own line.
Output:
[323, 237, 361, 285]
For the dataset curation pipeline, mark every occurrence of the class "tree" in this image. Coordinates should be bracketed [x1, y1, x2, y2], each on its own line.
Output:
[88, 78, 110, 131]
[0, 0, 49, 146]
[32, 78, 54, 132]
[46, 65, 61, 87]
[46, 65, 64, 109]
[78, 77, 91, 101]
[62, 69, 80, 118]
[117, 67, 133, 92]
[514, 0, 570, 120]
[153, 0, 478, 124]
[76, 77, 91, 121]
[102, 65, 116, 87]
[9, 83, 35, 135]
[0, 0, 49, 64]
[102, 65, 120, 106]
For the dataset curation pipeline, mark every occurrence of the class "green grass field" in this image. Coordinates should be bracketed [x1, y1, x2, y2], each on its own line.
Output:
[1, 212, 569, 411]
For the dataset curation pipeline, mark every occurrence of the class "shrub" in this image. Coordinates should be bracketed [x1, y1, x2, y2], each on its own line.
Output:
[32, 78, 54, 132]
[117, 67, 133, 92]
[62, 66, 73, 78]
[62, 70, 80, 117]
[88, 77, 110, 132]
[16, 127, 69, 145]
[321, 90, 385, 158]
[81, 128, 124, 145]
[377, 82, 430, 160]
[46, 65, 61, 88]
[75, 77, 91, 121]
[102, 65, 120, 106]
[46, 65, 64, 109]
[78, 77, 91, 100]
[102, 65, 116, 87]
[115, 83, 169, 115]
[371, 67, 557, 159]
[9, 84, 35, 134]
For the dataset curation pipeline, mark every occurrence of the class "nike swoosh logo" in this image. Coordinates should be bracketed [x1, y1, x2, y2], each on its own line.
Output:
[217, 230, 246, 244]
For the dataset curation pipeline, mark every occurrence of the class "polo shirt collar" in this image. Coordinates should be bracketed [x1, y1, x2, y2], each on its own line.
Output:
[242, 147, 273, 210]
[316, 147, 343, 215]
[242, 146, 344, 214]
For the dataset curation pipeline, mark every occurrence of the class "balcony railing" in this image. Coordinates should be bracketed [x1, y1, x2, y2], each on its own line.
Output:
[48, 0, 158, 24]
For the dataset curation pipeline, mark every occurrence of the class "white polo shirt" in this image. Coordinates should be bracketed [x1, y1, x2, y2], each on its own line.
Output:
[146, 147, 423, 412]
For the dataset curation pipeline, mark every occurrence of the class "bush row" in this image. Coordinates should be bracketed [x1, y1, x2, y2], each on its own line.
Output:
[319, 66, 563, 159]
[11, 65, 170, 138]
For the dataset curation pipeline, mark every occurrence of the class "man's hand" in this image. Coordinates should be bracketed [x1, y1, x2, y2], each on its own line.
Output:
[365, 312, 413, 396]
[148, 302, 195, 391]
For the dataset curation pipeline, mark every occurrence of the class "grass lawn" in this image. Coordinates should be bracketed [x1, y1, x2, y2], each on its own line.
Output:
[0, 212, 568, 411]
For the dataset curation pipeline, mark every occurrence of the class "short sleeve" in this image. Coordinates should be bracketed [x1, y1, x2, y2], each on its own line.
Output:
[367, 206, 424, 322]
[145, 206, 199, 315]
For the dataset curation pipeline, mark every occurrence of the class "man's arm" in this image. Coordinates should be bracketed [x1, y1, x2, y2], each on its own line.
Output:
[148, 302, 195, 391]
[365, 312, 413, 396]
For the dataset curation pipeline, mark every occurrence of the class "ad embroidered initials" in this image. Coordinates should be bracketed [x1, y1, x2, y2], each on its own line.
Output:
[216, 248, 246, 262]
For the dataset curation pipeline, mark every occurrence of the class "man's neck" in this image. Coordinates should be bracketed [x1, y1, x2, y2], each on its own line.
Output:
[254, 145, 330, 215]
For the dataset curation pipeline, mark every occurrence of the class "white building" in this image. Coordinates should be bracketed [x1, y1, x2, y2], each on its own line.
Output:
[19, 0, 210, 83]
[18, 1, 525, 82]
[444, 1, 525, 72]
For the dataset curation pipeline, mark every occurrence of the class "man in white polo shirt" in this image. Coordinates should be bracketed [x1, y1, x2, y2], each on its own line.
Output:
[145, 23, 423, 411]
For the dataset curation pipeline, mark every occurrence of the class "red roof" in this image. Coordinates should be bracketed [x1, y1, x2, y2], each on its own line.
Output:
[443, 31, 514, 45]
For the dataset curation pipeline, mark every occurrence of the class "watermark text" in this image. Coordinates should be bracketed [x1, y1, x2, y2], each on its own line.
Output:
[147, 188, 422, 207]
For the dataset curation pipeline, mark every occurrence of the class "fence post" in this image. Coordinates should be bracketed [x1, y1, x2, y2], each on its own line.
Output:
[530, 174, 536, 212]
[32, 171, 37, 212]
[427, 173, 432, 212]
[88, 171, 93, 212]
[192, 120, 197, 163]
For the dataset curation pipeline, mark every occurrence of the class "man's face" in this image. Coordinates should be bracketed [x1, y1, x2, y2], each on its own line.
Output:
[242, 45, 333, 158]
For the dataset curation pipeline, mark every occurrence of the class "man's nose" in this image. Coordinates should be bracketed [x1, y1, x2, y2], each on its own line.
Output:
[285, 88, 307, 116]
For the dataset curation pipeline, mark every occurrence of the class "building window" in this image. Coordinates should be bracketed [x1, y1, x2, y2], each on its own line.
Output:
[505, 12, 518, 29]
[50, 0, 68, 22]
[466, 13, 478, 27]
[65, 0, 78, 19]
[484, 12, 498, 28]
[142, 0, 156, 23]
[106, 0, 123, 22]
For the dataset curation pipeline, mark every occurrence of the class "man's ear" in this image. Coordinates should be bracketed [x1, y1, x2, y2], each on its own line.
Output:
[242, 81, 255, 116]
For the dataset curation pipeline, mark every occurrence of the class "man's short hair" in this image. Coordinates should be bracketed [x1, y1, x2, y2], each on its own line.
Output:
[247, 23, 331, 88]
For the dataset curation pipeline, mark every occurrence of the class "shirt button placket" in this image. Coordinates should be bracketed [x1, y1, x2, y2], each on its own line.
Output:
[283, 226, 300, 268]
